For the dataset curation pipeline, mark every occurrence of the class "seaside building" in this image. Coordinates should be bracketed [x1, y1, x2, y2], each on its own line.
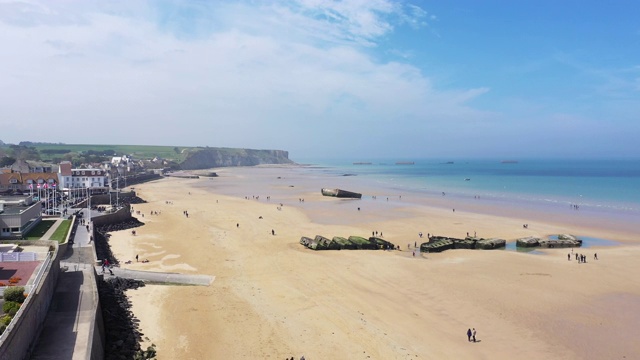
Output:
[0, 172, 59, 195]
[0, 196, 42, 239]
[9, 160, 54, 174]
[57, 161, 110, 191]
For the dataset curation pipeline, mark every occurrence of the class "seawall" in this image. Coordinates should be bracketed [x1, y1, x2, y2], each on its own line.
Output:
[0, 240, 60, 360]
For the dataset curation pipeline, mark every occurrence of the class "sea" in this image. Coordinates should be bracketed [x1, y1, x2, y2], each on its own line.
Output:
[293, 158, 640, 219]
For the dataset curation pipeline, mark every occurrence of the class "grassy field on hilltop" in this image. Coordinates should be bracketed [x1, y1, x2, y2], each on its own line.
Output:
[30, 143, 199, 162]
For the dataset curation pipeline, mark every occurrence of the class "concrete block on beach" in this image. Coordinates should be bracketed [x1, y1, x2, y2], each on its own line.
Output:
[314, 235, 333, 250]
[332, 236, 357, 249]
[516, 236, 541, 247]
[369, 236, 395, 250]
[539, 239, 581, 248]
[454, 237, 477, 249]
[420, 237, 455, 253]
[348, 236, 377, 250]
[300, 235, 383, 250]
[476, 238, 506, 250]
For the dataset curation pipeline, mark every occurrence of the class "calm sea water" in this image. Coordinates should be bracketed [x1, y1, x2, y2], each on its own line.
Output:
[293, 158, 640, 216]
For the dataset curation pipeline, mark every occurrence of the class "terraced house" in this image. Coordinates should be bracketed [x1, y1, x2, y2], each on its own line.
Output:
[0, 172, 59, 195]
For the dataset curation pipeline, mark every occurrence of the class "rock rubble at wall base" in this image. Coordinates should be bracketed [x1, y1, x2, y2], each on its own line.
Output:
[98, 277, 147, 360]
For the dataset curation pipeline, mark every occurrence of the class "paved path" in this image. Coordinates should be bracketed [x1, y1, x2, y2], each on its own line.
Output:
[31, 207, 213, 359]
[97, 266, 214, 286]
[31, 209, 97, 360]
[30, 266, 95, 360]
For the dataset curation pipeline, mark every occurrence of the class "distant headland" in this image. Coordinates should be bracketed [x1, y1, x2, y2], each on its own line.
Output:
[0, 141, 294, 170]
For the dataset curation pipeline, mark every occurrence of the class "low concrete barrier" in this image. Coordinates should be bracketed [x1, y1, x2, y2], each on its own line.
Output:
[0, 241, 60, 360]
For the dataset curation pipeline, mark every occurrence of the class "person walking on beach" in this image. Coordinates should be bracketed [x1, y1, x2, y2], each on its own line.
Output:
[271, 229, 275, 236]
[472, 328, 477, 342]
[568, 253, 571, 261]
[136, 254, 139, 262]
[467, 328, 472, 342]
[594, 253, 598, 260]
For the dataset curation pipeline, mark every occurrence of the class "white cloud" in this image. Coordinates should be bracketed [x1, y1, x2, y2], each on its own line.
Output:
[0, 0, 491, 158]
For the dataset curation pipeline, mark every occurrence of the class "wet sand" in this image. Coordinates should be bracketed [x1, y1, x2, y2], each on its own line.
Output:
[109, 165, 640, 359]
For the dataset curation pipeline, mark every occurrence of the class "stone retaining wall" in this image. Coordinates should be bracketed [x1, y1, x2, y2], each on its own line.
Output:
[0, 240, 60, 360]
[91, 205, 132, 227]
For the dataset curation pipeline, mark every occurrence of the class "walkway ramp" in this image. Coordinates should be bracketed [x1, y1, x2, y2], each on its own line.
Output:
[30, 267, 96, 360]
[97, 267, 214, 286]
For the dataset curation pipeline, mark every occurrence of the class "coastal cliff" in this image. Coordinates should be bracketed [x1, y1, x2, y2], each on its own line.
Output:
[179, 148, 294, 170]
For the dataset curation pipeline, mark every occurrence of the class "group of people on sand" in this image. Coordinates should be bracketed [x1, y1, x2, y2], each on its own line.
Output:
[466, 328, 477, 342]
[125, 255, 149, 264]
[569, 250, 597, 263]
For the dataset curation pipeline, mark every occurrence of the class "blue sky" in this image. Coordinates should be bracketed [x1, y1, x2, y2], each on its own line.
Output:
[1, 0, 638, 160]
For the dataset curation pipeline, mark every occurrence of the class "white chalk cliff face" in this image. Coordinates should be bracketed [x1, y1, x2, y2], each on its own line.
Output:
[179, 148, 293, 170]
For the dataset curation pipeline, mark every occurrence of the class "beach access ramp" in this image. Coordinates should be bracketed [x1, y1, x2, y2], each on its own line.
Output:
[96, 267, 214, 286]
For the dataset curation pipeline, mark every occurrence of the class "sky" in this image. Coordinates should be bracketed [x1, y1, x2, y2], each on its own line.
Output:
[1, 0, 639, 160]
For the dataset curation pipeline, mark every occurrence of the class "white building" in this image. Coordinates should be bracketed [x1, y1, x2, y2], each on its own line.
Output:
[58, 161, 110, 190]
[0, 196, 41, 239]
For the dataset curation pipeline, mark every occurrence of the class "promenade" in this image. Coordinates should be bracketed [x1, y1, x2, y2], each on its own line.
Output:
[97, 266, 214, 286]
[29, 208, 213, 359]
[31, 208, 95, 360]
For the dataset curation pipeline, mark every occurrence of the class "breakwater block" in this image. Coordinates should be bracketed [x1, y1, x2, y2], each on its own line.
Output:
[420, 236, 455, 253]
[557, 234, 580, 242]
[516, 237, 541, 247]
[332, 236, 357, 250]
[369, 237, 395, 250]
[476, 238, 506, 250]
[539, 239, 581, 248]
[348, 236, 377, 250]
[300, 235, 386, 250]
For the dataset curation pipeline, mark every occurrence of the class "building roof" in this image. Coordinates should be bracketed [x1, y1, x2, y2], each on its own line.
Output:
[0, 173, 59, 187]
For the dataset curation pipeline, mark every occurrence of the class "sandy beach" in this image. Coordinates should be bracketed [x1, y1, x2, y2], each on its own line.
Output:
[107, 165, 640, 360]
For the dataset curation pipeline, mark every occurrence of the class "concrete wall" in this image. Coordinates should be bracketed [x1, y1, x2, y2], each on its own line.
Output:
[91, 204, 132, 227]
[88, 191, 138, 206]
[87, 267, 105, 360]
[0, 240, 60, 360]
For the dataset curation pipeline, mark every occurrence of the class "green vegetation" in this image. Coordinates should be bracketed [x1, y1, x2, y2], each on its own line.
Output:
[24, 220, 55, 240]
[0, 315, 12, 326]
[2, 142, 198, 166]
[0, 287, 26, 335]
[4, 287, 26, 303]
[29, 143, 193, 162]
[2, 302, 20, 316]
[50, 220, 72, 243]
